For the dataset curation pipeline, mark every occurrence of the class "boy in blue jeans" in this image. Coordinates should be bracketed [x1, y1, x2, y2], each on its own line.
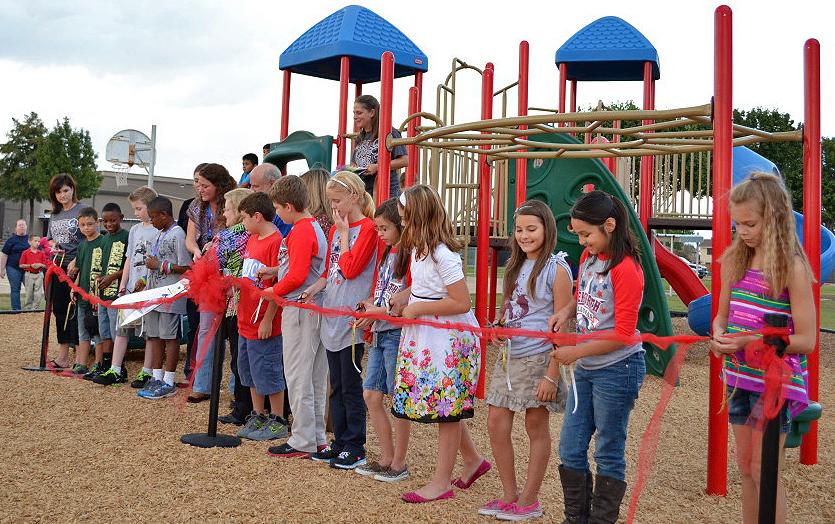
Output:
[235, 192, 288, 440]
[84, 203, 129, 381]
[69, 207, 106, 375]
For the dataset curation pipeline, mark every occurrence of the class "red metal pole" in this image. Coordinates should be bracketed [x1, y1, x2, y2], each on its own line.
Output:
[476, 63, 494, 331]
[280, 70, 291, 140]
[376, 52, 394, 204]
[355, 82, 362, 99]
[515, 41, 529, 206]
[337, 57, 350, 167]
[405, 86, 418, 188]
[570, 79, 577, 134]
[707, 4, 732, 497]
[558, 63, 567, 127]
[489, 248, 498, 323]
[801, 38, 821, 465]
[414, 72, 423, 177]
[638, 61, 655, 234]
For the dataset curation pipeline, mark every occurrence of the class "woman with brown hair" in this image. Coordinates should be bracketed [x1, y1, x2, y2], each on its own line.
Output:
[46, 173, 83, 368]
[351, 95, 408, 198]
[185, 163, 237, 261]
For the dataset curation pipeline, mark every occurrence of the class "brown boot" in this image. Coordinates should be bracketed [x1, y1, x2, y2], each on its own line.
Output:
[588, 474, 627, 524]
[559, 465, 593, 523]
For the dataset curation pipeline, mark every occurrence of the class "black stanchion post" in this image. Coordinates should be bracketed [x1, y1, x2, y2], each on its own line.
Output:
[181, 312, 241, 448]
[23, 271, 55, 372]
[758, 312, 789, 524]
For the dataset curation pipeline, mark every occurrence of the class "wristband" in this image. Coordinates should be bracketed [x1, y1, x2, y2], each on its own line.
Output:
[542, 375, 559, 386]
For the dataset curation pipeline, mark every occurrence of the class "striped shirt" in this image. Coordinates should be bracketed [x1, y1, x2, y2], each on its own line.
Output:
[724, 269, 809, 416]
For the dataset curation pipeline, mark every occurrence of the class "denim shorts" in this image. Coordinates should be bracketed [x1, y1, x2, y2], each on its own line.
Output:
[727, 387, 791, 433]
[238, 334, 286, 396]
[97, 305, 119, 341]
[76, 301, 100, 343]
[363, 329, 401, 394]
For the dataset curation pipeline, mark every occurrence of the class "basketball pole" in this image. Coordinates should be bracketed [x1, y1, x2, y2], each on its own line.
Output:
[148, 124, 157, 190]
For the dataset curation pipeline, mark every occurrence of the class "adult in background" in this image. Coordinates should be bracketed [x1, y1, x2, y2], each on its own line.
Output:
[46, 173, 84, 368]
[248, 163, 292, 236]
[178, 163, 207, 380]
[186, 163, 236, 402]
[351, 95, 408, 198]
[0, 219, 30, 310]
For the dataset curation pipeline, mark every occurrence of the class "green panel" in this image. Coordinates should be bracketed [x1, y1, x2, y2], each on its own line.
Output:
[264, 130, 334, 172]
[507, 131, 674, 377]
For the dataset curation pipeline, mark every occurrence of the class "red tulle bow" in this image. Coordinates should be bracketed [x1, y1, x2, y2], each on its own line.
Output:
[744, 337, 793, 420]
[183, 249, 231, 314]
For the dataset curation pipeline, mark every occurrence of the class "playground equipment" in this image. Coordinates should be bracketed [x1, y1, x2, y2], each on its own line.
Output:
[275, 4, 824, 495]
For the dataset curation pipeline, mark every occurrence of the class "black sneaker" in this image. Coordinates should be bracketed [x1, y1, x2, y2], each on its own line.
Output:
[218, 411, 246, 426]
[82, 362, 105, 381]
[92, 368, 121, 386]
[310, 444, 341, 463]
[267, 443, 311, 459]
[117, 366, 129, 384]
[330, 451, 367, 470]
[130, 370, 152, 389]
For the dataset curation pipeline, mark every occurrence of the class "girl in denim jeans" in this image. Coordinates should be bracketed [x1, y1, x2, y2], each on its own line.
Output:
[549, 191, 646, 524]
[354, 198, 412, 482]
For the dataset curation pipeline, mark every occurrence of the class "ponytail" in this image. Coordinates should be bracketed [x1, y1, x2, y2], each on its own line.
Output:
[361, 191, 375, 218]
[326, 170, 375, 218]
[570, 190, 639, 274]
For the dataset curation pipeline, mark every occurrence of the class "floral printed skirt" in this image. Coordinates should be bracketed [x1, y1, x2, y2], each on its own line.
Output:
[391, 304, 481, 424]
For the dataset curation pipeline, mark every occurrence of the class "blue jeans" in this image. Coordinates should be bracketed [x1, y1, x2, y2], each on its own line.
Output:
[6, 266, 23, 310]
[559, 351, 645, 481]
[362, 329, 401, 394]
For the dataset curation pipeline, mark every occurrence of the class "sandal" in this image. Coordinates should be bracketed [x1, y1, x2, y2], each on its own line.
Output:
[453, 459, 492, 489]
[49, 358, 69, 369]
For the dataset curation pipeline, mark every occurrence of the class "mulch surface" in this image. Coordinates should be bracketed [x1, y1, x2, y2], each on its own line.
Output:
[1, 315, 832, 523]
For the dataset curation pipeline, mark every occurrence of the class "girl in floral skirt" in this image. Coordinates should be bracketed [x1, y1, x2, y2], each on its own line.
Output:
[392, 185, 490, 504]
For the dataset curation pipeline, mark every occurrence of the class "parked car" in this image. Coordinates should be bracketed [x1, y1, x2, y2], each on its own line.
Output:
[688, 262, 708, 279]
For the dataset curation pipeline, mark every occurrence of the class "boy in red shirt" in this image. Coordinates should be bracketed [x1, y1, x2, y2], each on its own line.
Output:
[236, 192, 289, 441]
[262, 176, 329, 458]
[19, 234, 48, 310]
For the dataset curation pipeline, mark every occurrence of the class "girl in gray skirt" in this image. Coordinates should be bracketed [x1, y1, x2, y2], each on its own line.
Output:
[480, 200, 573, 521]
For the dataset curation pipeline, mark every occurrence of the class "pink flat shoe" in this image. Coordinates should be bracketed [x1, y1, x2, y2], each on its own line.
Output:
[401, 489, 455, 503]
[453, 459, 492, 489]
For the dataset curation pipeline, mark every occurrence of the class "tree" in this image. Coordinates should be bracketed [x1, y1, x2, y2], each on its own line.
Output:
[820, 137, 835, 229]
[34, 117, 101, 206]
[0, 112, 48, 225]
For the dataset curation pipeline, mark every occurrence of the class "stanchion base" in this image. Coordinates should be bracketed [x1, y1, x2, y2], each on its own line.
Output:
[22, 365, 53, 372]
[180, 433, 242, 448]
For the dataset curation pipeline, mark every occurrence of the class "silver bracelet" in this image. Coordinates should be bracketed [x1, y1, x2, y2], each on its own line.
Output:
[542, 375, 558, 386]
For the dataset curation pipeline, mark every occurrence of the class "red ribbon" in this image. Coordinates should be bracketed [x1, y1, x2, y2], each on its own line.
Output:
[744, 337, 793, 421]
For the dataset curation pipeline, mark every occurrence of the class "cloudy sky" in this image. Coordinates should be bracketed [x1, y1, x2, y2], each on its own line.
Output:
[1, 0, 832, 182]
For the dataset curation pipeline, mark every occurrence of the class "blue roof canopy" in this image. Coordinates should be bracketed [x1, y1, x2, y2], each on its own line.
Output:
[279, 5, 428, 83]
[556, 16, 660, 82]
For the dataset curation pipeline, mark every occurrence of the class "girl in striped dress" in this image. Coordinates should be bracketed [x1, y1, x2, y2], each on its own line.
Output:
[710, 172, 816, 524]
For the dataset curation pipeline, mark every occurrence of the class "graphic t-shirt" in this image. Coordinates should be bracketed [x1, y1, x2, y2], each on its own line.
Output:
[99, 229, 129, 299]
[574, 249, 644, 370]
[125, 223, 162, 293]
[75, 234, 107, 302]
[274, 217, 327, 301]
[371, 248, 409, 333]
[47, 204, 84, 262]
[503, 253, 572, 357]
[351, 127, 408, 197]
[237, 231, 282, 339]
[145, 224, 191, 315]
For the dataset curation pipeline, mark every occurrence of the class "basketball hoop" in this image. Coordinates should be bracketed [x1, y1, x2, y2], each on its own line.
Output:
[113, 163, 131, 187]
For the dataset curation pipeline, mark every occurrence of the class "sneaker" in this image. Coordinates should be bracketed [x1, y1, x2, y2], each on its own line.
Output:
[93, 368, 121, 386]
[355, 460, 389, 477]
[82, 362, 105, 381]
[478, 499, 515, 517]
[71, 363, 89, 375]
[267, 443, 311, 459]
[137, 379, 163, 398]
[310, 444, 341, 463]
[248, 414, 289, 441]
[236, 412, 267, 439]
[496, 501, 544, 521]
[374, 466, 410, 483]
[218, 412, 246, 426]
[131, 370, 152, 389]
[330, 451, 366, 470]
[117, 366, 129, 384]
[140, 381, 177, 400]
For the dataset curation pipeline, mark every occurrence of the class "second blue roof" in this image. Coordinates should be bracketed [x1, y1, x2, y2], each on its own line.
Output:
[279, 5, 428, 83]
[556, 16, 660, 82]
